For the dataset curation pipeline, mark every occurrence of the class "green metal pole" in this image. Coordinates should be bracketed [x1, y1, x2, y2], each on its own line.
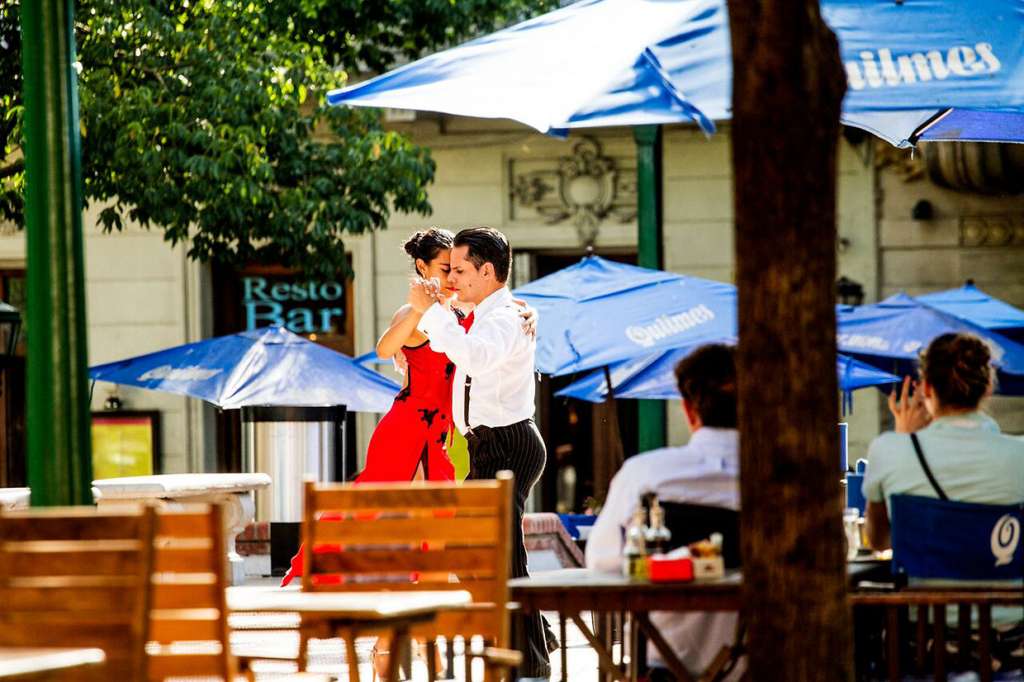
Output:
[20, 0, 93, 505]
[634, 125, 666, 453]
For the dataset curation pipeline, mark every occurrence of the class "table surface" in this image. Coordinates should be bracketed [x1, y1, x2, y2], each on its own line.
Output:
[510, 561, 892, 601]
[0, 647, 106, 678]
[510, 568, 742, 593]
[227, 586, 472, 619]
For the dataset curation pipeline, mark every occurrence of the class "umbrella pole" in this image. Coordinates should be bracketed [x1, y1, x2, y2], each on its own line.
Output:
[596, 366, 626, 501]
[634, 125, 667, 452]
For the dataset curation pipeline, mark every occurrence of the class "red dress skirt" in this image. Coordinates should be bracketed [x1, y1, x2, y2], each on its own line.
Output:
[280, 312, 472, 586]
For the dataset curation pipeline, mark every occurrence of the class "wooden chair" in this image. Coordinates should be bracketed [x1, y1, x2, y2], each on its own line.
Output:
[301, 471, 518, 681]
[148, 503, 237, 681]
[150, 503, 329, 682]
[0, 505, 157, 680]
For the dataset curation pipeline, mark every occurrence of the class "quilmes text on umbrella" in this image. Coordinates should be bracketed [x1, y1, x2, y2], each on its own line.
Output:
[625, 304, 716, 349]
[838, 333, 1006, 362]
[845, 43, 1000, 91]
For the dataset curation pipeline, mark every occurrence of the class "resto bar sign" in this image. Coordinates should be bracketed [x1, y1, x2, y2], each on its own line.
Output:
[242, 276, 345, 334]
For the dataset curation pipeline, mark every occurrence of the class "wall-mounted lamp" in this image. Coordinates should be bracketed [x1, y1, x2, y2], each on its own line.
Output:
[911, 199, 934, 221]
[836, 276, 865, 306]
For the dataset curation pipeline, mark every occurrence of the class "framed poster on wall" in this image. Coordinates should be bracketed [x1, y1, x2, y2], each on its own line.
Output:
[91, 411, 161, 478]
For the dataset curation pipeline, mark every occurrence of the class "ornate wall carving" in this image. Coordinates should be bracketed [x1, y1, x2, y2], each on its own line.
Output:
[959, 214, 1024, 247]
[509, 137, 636, 244]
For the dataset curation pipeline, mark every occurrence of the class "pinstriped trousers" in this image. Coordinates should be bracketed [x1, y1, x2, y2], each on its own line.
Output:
[466, 418, 550, 679]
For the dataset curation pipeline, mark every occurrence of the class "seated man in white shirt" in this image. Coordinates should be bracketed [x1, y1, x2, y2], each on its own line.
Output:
[585, 343, 742, 681]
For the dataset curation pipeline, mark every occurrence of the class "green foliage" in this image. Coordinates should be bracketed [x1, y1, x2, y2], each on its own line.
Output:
[0, 0, 554, 276]
[0, 2, 23, 224]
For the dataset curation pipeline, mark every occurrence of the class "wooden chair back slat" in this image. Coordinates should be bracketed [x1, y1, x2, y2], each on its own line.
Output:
[148, 504, 235, 682]
[2, 582, 144, 611]
[312, 546, 498, 574]
[4, 544, 145, 576]
[148, 652, 227, 680]
[0, 507, 154, 540]
[150, 610, 222, 642]
[302, 473, 514, 650]
[311, 484, 502, 510]
[0, 505, 156, 680]
[153, 541, 218, 573]
[312, 515, 500, 544]
[156, 511, 216, 538]
[150, 577, 219, 609]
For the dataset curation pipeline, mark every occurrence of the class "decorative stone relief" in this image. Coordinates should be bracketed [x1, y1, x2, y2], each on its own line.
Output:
[874, 140, 925, 183]
[959, 214, 1024, 247]
[509, 137, 636, 244]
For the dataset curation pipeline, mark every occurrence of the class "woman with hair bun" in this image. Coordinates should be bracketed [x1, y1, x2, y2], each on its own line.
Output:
[863, 332, 1024, 551]
[358, 227, 466, 483]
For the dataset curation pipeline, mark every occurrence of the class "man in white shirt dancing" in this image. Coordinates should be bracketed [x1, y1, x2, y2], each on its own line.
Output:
[408, 227, 550, 680]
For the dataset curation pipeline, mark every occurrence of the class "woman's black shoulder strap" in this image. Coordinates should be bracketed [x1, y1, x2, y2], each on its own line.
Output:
[909, 433, 948, 501]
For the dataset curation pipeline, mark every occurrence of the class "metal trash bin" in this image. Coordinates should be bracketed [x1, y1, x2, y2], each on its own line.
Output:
[241, 405, 347, 575]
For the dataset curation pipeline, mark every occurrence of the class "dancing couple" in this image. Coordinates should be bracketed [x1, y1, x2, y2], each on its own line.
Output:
[286, 226, 551, 679]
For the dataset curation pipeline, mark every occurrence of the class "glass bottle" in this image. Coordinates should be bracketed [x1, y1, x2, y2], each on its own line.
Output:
[622, 505, 649, 579]
[645, 496, 672, 555]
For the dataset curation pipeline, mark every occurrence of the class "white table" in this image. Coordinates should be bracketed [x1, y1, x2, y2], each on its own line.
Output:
[228, 587, 472, 682]
[0, 647, 105, 678]
[92, 473, 271, 584]
[0, 488, 30, 511]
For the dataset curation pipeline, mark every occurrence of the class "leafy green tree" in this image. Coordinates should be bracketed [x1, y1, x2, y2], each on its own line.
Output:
[0, 0, 553, 275]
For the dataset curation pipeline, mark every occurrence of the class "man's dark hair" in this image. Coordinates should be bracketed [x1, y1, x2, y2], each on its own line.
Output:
[673, 344, 737, 428]
[454, 227, 512, 283]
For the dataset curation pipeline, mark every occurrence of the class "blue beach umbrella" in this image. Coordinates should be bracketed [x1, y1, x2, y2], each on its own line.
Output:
[557, 344, 898, 411]
[917, 283, 1024, 342]
[89, 327, 400, 412]
[511, 256, 736, 376]
[836, 293, 1024, 394]
[329, 0, 1024, 147]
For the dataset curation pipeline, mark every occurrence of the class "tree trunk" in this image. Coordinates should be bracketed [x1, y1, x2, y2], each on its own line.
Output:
[726, 1, 851, 680]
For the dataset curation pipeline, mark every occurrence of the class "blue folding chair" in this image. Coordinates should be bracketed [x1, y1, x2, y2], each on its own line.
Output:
[871, 495, 1024, 680]
[890, 494, 1023, 582]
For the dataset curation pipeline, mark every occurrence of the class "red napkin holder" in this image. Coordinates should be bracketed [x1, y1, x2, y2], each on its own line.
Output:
[647, 555, 694, 583]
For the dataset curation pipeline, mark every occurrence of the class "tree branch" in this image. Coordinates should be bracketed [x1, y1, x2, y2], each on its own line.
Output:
[0, 159, 23, 180]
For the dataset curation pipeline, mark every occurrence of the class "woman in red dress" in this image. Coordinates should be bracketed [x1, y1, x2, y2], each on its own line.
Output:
[281, 229, 464, 587]
[356, 228, 468, 482]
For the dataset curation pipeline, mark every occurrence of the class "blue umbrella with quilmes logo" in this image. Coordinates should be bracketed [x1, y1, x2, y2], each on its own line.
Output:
[837, 293, 1024, 395]
[556, 342, 899, 412]
[89, 326, 400, 412]
[328, 0, 1024, 147]
[917, 282, 1024, 342]
[510, 255, 736, 376]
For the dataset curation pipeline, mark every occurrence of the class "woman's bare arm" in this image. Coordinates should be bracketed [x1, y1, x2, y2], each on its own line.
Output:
[376, 304, 427, 359]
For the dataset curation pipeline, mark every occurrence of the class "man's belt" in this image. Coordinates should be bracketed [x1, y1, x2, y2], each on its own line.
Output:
[464, 424, 494, 447]
[465, 420, 531, 446]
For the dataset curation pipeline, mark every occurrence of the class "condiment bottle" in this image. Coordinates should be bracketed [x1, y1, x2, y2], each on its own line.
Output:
[622, 505, 649, 579]
[645, 496, 672, 555]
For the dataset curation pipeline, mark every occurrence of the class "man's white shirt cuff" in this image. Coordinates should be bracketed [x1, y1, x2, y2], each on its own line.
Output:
[418, 302, 449, 335]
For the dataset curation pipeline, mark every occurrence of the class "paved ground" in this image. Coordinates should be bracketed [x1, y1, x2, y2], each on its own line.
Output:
[233, 578, 604, 681]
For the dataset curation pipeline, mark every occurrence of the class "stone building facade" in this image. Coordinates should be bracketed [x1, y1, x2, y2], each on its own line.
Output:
[1, 117, 1020, 508]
